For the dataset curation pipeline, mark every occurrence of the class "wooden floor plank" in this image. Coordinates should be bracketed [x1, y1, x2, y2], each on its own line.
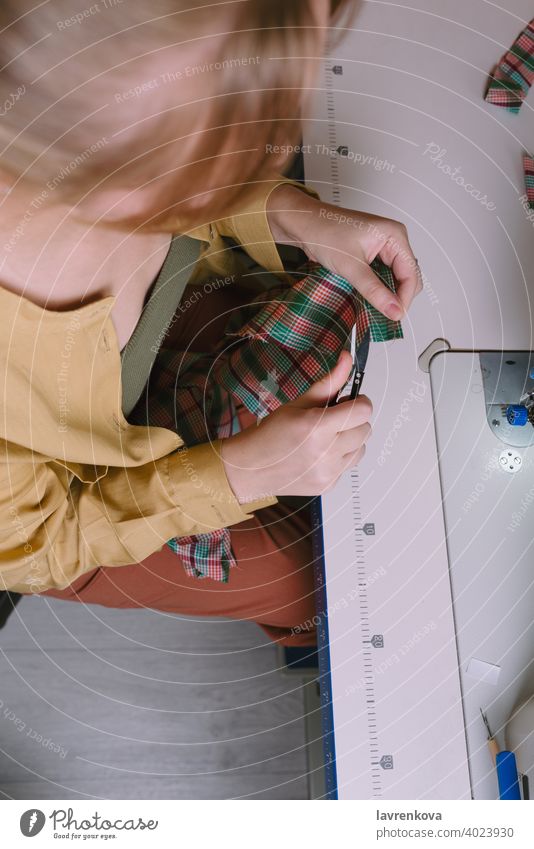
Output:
[0, 597, 309, 799]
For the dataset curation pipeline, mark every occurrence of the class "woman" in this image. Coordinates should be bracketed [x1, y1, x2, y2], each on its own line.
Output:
[0, 0, 421, 645]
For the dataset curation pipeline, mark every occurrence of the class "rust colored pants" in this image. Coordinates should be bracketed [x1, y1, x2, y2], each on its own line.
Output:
[41, 281, 317, 647]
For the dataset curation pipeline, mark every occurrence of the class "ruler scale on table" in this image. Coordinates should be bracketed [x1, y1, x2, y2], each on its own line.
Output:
[310, 56, 344, 800]
[309, 54, 469, 800]
[352, 470, 384, 798]
[312, 56, 391, 799]
[313, 469, 395, 798]
[301, 0, 534, 800]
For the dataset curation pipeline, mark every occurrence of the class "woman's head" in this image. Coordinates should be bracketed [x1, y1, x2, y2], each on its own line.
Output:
[0, 0, 353, 231]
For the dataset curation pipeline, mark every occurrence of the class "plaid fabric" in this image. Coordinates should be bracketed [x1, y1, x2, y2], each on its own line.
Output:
[130, 259, 402, 581]
[524, 154, 534, 208]
[485, 19, 534, 112]
[143, 349, 239, 446]
[217, 261, 402, 417]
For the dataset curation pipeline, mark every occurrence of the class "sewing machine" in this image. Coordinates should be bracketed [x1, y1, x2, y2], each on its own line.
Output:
[303, 0, 534, 799]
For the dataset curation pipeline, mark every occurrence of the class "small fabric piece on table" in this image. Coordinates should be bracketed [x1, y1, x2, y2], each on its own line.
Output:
[485, 19, 534, 112]
[523, 154, 534, 208]
[131, 259, 402, 582]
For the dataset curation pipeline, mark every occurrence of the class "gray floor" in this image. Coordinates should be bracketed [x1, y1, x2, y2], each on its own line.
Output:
[0, 594, 312, 799]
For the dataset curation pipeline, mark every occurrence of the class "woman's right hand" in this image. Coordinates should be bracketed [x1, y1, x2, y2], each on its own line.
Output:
[221, 350, 372, 503]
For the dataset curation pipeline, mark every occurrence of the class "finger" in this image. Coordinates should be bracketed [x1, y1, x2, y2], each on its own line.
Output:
[327, 445, 366, 488]
[334, 422, 372, 455]
[413, 260, 424, 295]
[292, 349, 353, 409]
[322, 443, 367, 493]
[323, 393, 373, 432]
[337, 253, 404, 322]
[378, 227, 420, 314]
[341, 443, 366, 472]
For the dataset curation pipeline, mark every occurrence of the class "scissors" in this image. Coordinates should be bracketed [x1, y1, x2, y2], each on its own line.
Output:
[332, 326, 370, 405]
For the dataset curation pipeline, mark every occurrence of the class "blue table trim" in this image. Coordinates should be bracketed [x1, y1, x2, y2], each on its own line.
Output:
[311, 496, 338, 800]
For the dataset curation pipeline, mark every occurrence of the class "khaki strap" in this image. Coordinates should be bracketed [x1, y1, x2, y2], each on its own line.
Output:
[120, 234, 201, 417]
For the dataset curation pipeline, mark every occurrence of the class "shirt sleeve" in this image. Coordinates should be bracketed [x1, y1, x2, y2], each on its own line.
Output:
[0, 175, 318, 595]
[188, 175, 320, 274]
[0, 439, 276, 594]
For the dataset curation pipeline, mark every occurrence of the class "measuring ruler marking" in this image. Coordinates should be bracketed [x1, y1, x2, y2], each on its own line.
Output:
[313, 57, 395, 799]
[352, 455, 384, 799]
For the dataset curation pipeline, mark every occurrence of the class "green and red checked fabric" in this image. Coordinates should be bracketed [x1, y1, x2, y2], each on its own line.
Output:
[484, 24, 534, 209]
[131, 259, 402, 581]
[485, 18, 534, 112]
[217, 261, 402, 419]
[524, 154, 534, 208]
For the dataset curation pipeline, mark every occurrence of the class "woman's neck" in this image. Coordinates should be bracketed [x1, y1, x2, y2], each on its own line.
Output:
[0, 191, 173, 349]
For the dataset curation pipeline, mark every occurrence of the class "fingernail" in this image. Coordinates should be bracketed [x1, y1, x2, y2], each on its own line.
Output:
[386, 302, 402, 320]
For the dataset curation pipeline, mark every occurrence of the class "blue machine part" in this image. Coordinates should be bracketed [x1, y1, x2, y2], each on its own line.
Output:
[506, 405, 528, 426]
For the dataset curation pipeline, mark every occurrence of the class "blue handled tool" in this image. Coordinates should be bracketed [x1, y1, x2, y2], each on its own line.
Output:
[480, 710, 525, 799]
[496, 751, 521, 800]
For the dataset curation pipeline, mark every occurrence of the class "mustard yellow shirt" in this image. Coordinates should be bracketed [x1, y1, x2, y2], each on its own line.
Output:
[0, 177, 316, 594]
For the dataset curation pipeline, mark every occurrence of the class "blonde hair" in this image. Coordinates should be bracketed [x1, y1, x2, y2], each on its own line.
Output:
[0, 0, 355, 231]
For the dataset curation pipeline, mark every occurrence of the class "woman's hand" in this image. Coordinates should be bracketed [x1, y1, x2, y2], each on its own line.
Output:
[221, 351, 372, 503]
[266, 183, 423, 322]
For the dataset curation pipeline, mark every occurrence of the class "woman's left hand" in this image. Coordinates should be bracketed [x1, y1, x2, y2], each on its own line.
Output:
[266, 183, 423, 322]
